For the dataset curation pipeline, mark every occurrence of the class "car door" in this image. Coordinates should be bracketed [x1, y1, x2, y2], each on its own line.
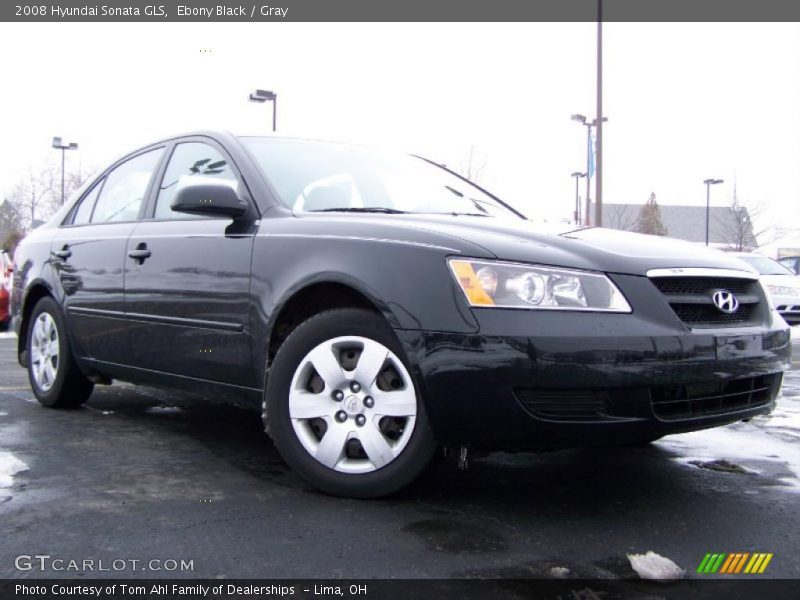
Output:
[123, 139, 257, 386]
[53, 147, 164, 364]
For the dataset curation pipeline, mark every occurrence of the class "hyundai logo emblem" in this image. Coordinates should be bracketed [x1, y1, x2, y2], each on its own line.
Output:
[712, 289, 739, 314]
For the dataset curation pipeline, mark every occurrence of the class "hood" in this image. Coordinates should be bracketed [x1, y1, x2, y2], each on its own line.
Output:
[303, 213, 754, 277]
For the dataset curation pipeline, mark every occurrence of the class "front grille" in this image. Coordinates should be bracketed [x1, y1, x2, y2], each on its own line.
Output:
[651, 374, 779, 420]
[672, 303, 756, 325]
[650, 276, 763, 328]
[652, 277, 752, 296]
[515, 389, 608, 421]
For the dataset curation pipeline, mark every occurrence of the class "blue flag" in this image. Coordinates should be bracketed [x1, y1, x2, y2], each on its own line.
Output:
[587, 132, 596, 178]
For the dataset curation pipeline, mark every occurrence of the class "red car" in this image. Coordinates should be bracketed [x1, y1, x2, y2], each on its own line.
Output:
[0, 249, 11, 331]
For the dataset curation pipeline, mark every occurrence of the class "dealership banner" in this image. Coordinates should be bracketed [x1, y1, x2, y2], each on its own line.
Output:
[2, 579, 800, 600]
[4, 0, 800, 22]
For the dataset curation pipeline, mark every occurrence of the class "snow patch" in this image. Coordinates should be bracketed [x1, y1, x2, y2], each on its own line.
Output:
[660, 405, 800, 490]
[686, 458, 759, 475]
[548, 566, 570, 578]
[145, 406, 183, 415]
[627, 551, 684, 581]
[0, 451, 29, 487]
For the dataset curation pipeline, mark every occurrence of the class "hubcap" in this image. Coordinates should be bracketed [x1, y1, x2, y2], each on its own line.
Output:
[288, 336, 418, 474]
[30, 312, 60, 392]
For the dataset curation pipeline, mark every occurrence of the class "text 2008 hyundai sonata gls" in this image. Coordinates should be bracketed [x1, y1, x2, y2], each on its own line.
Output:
[11, 132, 792, 497]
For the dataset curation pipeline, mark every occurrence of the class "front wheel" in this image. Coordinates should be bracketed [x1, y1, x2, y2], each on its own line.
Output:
[265, 308, 436, 498]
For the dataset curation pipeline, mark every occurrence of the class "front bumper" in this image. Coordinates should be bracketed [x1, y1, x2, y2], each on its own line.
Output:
[397, 308, 792, 450]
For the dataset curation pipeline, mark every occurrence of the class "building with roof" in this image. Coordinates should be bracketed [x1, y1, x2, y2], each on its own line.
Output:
[592, 202, 757, 250]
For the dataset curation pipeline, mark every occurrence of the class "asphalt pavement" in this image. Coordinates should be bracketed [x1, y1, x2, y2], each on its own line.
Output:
[1, 332, 799, 580]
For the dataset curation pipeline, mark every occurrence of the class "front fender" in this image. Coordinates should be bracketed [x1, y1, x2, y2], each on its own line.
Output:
[250, 229, 484, 383]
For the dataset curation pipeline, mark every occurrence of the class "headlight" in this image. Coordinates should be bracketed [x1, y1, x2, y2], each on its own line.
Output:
[767, 284, 800, 297]
[449, 259, 631, 312]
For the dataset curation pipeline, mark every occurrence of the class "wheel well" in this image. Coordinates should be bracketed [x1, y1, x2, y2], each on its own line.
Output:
[18, 284, 51, 365]
[268, 283, 381, 366]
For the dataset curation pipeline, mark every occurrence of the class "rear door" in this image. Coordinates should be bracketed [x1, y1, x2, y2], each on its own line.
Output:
[123, 139, 257, 386]
[53, 147, 164, 364]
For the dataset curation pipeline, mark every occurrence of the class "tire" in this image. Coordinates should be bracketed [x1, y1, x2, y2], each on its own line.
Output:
[265, 308, 436, 498]
[27, 296, 94, 408]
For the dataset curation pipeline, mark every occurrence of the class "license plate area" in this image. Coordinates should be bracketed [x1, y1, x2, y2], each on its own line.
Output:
[716, 334, 762, 359]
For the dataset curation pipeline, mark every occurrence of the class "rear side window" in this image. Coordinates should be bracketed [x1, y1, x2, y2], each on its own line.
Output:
[91, 148, 163, 223]
[71, 181, 103, 225]
[154, 142, 238, 220]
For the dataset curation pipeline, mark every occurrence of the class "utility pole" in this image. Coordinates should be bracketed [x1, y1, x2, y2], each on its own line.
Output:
[571, 172, 586, 225]
[595, 1, 604, 227]
[571, 114, 606, 226]
[249, 89, 277, 131]
[703, 178, 724, 246]
[52, 137, 79, 205]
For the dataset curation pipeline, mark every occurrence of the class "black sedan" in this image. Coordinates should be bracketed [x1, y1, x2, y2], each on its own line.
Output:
[10, 132, 792, 497]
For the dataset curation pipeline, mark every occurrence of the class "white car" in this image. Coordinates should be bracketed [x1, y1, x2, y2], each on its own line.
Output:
[733, 252, 800, 325]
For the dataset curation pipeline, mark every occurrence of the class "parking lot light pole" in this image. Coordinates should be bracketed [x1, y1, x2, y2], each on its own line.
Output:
[571, 171, 586, 225]
[571, 114, 607, 226]
[52, 137, 78, 206]
[249, 89, 277, 131]
[703, 178, 724, 246]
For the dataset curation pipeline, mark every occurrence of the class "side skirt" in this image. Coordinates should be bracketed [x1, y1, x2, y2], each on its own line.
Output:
[79, 357, 263, 410]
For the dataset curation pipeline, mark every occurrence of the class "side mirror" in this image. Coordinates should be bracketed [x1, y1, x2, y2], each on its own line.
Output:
[171, 181, 249, 219]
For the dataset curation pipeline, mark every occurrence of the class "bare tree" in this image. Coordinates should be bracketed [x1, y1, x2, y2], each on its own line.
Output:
[62, 163, 94, 201]
[605, 204, 635, 231]
[4, 161, 93, 229]
[0, 199, 24, 238]
[6, 167, 56, 227]
[459, 146, 487, 183]
[715, 185, 779, 251]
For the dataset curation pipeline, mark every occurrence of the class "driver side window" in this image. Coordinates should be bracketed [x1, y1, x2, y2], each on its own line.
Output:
[154, 142, 238, 220]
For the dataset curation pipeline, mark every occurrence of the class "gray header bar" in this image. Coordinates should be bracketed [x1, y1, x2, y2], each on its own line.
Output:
[4, 0, 800, 22]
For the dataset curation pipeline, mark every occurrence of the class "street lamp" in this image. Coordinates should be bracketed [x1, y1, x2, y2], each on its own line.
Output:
[703, 178, 724, 246]
[52, 137, 78, 206]
[570, 171, 586, 225]
[570, 114, 607, 226]
[249, 89, 277, 132]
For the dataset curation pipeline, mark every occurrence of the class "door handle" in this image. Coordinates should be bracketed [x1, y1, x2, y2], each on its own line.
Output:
[128, 243, 152, 264]
[53, 246, 72, 260]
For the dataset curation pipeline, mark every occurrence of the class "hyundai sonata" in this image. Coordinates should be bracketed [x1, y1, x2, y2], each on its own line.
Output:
[10, 132, 792, 497]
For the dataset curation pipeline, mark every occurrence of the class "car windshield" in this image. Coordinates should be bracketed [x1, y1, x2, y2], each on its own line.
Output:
[241, 138, 521, 218]
[739, 255, 795, 276]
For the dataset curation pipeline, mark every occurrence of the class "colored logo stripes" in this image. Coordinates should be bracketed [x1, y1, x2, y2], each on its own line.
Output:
[697, 552, 773, 574]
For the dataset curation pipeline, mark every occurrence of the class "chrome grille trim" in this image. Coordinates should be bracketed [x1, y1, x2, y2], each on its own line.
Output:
[646, 267, 758, 280]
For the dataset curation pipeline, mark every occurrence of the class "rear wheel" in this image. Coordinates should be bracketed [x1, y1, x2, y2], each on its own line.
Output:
[265, 308, 436, 497]
[27, 296, 93, 408]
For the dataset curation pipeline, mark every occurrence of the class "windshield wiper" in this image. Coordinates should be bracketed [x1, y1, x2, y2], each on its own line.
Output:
[310, 207, 407, 214]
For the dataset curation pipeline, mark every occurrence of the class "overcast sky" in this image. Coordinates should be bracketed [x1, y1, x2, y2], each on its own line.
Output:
[1, 22, 798, 229]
